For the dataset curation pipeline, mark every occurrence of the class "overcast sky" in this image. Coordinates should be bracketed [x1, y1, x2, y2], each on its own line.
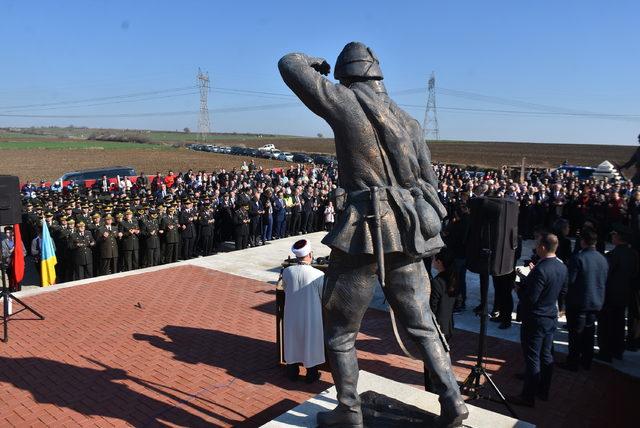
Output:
[1, 0, 639, 145]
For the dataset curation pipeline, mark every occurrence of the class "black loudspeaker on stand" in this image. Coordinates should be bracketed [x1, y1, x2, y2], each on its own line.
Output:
[460, 197, 519, 418]
[0, 175, 45, 343]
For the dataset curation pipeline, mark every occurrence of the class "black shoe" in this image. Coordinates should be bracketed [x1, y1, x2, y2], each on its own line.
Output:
[558, 361, 579, 372]
[507, 394, 534, 407]
[305, 367, 321, 384]
[498, 321, 512, 329]
[285, 364, 299, 381]
[489, 316, 502, 323]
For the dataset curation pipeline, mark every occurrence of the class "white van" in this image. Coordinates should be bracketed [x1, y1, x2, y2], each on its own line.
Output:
[259, 143, 276, 152]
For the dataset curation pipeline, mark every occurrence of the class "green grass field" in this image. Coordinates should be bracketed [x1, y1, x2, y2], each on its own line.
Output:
[0, 140, 170, 150]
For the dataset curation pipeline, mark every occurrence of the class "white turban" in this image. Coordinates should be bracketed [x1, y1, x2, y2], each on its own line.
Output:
[291, 239, 311, 258]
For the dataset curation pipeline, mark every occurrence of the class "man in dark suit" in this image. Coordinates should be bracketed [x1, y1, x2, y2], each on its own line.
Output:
[510, 233, 567, 407]
[273, 190, 287, 239]
[248, 192, 264, 246]
[596, 225, 639, 362]
[561, 228, 608, 371]
[301, 186, 314, 234]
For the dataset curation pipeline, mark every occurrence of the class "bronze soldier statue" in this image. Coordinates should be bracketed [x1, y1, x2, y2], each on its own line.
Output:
[618, 134, 640, 185]
[279, 42, 468, 427]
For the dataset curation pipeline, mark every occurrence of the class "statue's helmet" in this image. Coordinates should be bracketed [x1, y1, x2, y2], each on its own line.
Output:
[334, 42, 383, 81]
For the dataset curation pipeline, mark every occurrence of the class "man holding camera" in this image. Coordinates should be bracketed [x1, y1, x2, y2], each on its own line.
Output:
[511, 233, 567, 407]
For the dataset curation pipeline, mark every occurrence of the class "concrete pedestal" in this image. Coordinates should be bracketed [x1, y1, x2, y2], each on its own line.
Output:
[263, 370, 534, 428]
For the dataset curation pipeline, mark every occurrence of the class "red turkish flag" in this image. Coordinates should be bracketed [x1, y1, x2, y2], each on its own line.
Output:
[10, 224, 25, 290]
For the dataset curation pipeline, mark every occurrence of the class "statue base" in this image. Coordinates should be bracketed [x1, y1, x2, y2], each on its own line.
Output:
[262, 370, 533, 428]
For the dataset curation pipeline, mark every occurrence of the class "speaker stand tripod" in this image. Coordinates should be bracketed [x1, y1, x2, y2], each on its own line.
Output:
[460, 249, 518, 419]
[1, 253, 45, 343]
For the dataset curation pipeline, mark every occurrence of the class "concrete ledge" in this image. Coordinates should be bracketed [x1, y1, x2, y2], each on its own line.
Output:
[263, 370, 534, 428]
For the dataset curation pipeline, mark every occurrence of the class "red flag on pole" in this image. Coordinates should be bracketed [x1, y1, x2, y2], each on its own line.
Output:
[10, 224, 25, 290]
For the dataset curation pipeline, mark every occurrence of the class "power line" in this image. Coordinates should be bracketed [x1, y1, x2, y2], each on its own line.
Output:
[0, 86, 198, 112]
[0, 102, 301, 119]
[1, 91, 199, 113]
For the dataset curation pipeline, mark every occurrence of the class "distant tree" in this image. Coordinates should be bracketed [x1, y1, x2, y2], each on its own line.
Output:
[183, 127, 191, 133]
[317, 133, 323, 138]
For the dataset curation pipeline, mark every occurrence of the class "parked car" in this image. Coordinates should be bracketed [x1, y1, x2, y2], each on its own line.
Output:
[57, 166, 136, 185]
[292, 153, 314, 163]
[313, 155, 336, 165]
[553, 164, 595, 180]
[277, 152, 294, 162]
[259, 143, 276, 151]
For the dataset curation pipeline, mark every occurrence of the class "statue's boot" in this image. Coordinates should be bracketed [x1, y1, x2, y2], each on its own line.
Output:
[434, 395, 469, 428]
[317, 349, 363, 428]
[420, 341, 469, 427]
[316, 404, 363, 428]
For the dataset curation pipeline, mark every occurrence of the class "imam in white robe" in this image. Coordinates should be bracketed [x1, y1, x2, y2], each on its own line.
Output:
[282, 263, 325, 368]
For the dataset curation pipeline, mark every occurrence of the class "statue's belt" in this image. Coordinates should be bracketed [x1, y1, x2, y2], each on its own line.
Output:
[342, 186, 425, 203]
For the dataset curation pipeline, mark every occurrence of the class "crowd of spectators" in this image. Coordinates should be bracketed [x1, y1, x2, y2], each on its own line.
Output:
[8, 160, 338, 284]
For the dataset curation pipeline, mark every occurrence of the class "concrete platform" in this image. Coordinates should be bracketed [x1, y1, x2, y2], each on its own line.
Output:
[263, 371, 533, 428]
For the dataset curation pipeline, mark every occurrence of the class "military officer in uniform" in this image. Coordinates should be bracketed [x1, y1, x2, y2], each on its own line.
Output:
[179, 199, 197, 260]
[161, 205, 180, 263]
[119, 209, 140, 271]
[233, 202, 250, 250]
[69, 221, 95, 280]
[97, 214, 120, 275]
[197, 203, 216, 256]
[140, 208, 161, 267]
[88, 212, 103, 274]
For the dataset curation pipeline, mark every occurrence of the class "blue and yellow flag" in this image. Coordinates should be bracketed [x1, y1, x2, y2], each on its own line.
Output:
[41, 219, 57, 286]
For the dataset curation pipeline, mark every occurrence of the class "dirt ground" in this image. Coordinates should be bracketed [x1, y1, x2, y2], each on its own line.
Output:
[1, 137, 636, 182]
[2, 148, 289, 182]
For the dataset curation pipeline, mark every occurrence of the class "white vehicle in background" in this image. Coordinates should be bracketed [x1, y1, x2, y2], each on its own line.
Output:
[269, 149, 283, 159]
[281, 152, 294, 162]
[259, 143, 276, 152]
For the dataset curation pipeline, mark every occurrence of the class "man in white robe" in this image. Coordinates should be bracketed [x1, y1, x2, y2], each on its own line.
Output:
[282, 239, 325, 383]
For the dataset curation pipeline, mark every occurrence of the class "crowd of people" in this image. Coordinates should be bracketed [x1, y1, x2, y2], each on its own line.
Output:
[7, 160, 338, 284]
[426, 162, 640, 407]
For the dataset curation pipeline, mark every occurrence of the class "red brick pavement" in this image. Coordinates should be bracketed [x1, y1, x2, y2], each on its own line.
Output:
[0, 266, 636, 427]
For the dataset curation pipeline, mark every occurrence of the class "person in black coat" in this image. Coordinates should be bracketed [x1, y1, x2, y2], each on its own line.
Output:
[510, 233, 568, 407]
[430, 249, 458, 339]
[424, 248, 458, 392]
[233, 203, 250, 251]
[596, 225, 639, 361]
[179, 200, 197, 259]
[561, 228, 608, 371]
[248, 192, 264, 246]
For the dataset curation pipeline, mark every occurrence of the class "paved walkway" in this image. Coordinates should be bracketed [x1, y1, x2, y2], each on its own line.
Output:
[1, 233, 638, 427]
